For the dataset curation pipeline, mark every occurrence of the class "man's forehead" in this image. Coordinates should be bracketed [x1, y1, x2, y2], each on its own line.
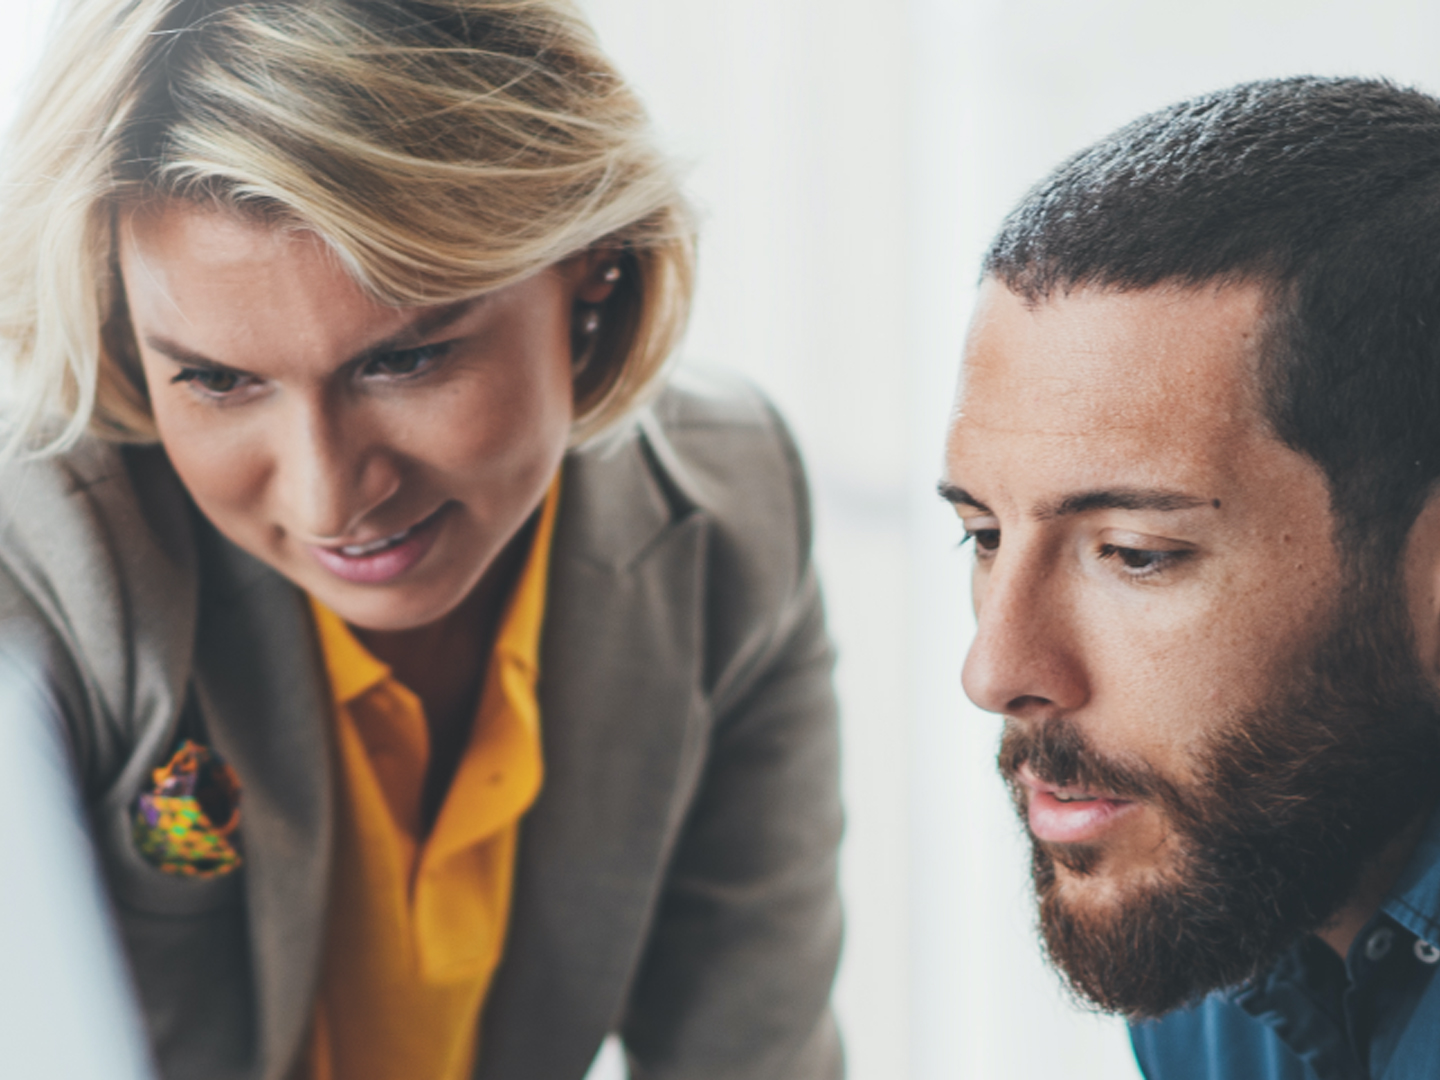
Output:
[955, 279, 1270, 433]
[945, 278, 1284, 504]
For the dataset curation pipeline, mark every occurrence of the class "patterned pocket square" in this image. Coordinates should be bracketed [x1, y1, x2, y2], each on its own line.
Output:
[133, 739, 243, 879]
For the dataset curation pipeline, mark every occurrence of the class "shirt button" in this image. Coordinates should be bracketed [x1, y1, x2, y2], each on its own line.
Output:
[1365, 926, 1395, 961]
[1414, 938, 1440, 965]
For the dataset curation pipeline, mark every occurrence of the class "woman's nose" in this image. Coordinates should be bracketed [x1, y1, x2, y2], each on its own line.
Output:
[277, 399, 400, 541]
[961, 552, 1088, 720]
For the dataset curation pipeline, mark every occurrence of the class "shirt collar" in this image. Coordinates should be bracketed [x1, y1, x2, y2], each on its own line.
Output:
[1380, 800, 1440, 947]
[309, 598, 392, 705]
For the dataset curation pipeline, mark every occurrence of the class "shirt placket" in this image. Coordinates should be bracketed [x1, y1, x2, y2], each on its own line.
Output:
[1346, 916, 1440, 1077]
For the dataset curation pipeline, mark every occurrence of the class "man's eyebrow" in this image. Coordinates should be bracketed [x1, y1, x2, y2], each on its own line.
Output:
[142, 297, 482, 371]
[937, 482, 991, 512]
[935, 483, 1212, 518]
[1041, 489, 1211, 518]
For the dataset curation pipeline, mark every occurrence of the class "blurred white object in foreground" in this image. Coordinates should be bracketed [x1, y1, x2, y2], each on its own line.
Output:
[0, 650, 155, 1080]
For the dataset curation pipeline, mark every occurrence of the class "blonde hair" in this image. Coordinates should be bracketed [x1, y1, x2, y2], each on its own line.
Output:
[0, 0, 695, 456]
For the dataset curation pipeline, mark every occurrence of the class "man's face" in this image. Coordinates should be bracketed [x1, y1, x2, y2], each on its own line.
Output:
[944, 279, 1440, 1016]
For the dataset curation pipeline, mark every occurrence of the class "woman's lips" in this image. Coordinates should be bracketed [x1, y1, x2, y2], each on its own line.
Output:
[1018, 764, 1138, 844]
[308, 505, 449, 585]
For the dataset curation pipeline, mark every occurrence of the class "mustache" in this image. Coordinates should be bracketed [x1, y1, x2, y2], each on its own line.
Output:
[998, 717, 1166, 803]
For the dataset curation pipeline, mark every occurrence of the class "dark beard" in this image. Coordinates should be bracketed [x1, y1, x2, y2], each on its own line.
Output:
[999, 577, 1440, 1019]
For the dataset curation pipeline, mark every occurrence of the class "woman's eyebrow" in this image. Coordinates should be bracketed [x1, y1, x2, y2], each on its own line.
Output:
[142, 336, 232, 370]
[141, 297, 484, 371]
[350, 298, 481, 364]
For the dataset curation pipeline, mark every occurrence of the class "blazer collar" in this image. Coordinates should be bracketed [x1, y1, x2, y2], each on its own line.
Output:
[557, 414, 699, 571]
[192, 520, 333, 1080]
[475, 416, 714, 1078]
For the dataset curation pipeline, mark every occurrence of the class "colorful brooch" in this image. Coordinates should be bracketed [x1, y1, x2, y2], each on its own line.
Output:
[132, 739, 243, 879]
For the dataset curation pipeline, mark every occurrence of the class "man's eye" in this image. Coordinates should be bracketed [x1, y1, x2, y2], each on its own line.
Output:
[1098, 543, 1184, 575]
[171, 368, 246, 395]
[364, 343, 449, 378]
[962, 528, 1001, 554]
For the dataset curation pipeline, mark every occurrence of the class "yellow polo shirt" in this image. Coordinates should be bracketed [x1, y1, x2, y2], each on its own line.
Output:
[304, 484, 557, 1080]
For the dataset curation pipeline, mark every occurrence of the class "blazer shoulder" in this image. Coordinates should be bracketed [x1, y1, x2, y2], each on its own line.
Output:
[0, 440, 198, 791]
[640, 366, 814, 571]
[0, 438, 194, 582]
[647, 365, 784, 431]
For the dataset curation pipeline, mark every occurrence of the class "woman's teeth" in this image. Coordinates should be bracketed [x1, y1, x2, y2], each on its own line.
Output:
[337, 526, 412, 557]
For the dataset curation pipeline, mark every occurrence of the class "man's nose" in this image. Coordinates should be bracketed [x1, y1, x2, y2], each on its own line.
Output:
[277, 398, 400, 541]
[961, 551, 1088, 719]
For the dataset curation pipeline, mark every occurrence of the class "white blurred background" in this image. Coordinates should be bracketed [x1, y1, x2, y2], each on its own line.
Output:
[6, 2, 1440, 1078]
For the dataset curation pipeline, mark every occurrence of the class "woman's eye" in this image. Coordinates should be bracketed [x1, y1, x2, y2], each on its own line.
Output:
[171, 367, 248, 396]
[364, 343, 449, 378]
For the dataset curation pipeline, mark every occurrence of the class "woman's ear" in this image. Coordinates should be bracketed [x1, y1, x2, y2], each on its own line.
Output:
[1403, 490, 1440, 679]
[569, 248, 623, 305]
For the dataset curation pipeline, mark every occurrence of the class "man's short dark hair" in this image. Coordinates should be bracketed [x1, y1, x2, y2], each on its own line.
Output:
[984, 76, 1440, 570]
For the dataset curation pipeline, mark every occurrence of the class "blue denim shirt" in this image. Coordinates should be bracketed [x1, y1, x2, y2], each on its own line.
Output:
[1130, 805, 1440, 1079]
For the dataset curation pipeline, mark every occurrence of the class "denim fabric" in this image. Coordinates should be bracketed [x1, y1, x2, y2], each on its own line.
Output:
[1131, 805, 1440, 1080]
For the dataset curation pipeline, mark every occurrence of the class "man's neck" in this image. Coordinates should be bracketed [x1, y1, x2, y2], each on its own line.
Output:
[1316, 810, 1431, 959]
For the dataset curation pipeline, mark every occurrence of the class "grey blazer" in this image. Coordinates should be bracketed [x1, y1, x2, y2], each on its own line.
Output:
[0, 371, 843, 1080]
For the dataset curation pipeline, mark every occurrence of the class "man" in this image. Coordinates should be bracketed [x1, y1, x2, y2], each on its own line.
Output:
[944, 77, 1440, 1079]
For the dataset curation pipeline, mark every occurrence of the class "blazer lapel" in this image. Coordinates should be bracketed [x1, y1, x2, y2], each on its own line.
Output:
[476, 427, 712, 1080]
[181, 417, 708, 1080]
[191, 522, 333, 1080]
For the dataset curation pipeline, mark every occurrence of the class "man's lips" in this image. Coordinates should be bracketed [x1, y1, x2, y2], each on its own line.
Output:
[307, 504, 450, 585]
[1017, 763, 1139, 845]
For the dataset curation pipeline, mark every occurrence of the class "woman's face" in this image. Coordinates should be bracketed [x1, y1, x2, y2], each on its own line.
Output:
[120, 202, 611, 631]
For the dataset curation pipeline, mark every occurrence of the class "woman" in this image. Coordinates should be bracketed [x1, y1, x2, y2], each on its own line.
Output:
[0, 2, 843, 1079]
